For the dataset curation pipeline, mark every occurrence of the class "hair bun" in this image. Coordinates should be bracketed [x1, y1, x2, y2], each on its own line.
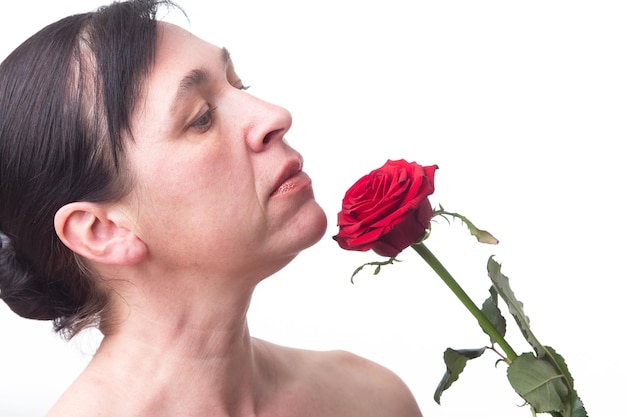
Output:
[0, 232, 63, 320]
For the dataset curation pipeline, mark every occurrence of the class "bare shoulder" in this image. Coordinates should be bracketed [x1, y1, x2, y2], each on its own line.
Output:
[45, 372, 109, 417]
[319, 349, 422, 417]
[257, 340, 423, 417]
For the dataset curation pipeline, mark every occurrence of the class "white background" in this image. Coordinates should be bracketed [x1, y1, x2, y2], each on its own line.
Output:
[1, 1, 624, 416]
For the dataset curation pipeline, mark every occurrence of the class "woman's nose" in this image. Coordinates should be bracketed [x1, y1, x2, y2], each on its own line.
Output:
[236, 92, 293, 152]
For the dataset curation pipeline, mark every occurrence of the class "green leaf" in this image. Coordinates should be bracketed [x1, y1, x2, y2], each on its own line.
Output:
[434, 347, 486, 404]
[544, 346, 588, 417]
[350, 257, 401, 283]
[480, 286, 507, 344]
[564, 389, 588, 417]
[487, 256, 545, 357]
[543, 346, 575, 390]
[507, 352, 569, 413]
[432, 207, 499, 244]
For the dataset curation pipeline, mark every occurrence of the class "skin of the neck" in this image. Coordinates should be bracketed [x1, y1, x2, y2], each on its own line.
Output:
[87, 261, 279, 416]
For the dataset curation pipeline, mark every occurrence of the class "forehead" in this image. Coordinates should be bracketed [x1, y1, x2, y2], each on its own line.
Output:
[154, 22, 225, 75]
[133, 23, 228, 121]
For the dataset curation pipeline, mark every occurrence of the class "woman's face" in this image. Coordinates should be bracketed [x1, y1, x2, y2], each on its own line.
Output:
[122, 23, 327, 282]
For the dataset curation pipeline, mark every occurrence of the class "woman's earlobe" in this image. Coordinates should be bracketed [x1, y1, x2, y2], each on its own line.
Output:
[54, 202, 147, 266]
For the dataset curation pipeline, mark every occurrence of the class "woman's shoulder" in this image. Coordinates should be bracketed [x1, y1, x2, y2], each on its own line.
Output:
[256, 339, 423, 417]
[314, 348, 423, 416]
[45, 372, 109, 417]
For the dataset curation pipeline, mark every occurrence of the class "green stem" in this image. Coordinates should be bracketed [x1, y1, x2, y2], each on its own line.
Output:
[411, 242, 518, 362]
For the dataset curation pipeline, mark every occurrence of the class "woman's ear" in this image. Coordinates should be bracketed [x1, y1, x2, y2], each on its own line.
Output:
[54, 202, 147, 266]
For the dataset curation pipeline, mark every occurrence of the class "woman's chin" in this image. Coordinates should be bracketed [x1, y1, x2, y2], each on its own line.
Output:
[281, 201, 328, 256]
[302, 201, 328, 248]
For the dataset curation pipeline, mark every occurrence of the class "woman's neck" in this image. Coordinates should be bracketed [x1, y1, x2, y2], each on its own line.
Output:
[81, 283, 272, 416]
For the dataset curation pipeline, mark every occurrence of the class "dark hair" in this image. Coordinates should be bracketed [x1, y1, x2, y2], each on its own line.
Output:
[0, 0, 176, 338]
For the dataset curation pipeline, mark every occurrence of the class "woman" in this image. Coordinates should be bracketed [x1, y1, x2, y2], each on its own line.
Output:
[0, 1, 422, 415]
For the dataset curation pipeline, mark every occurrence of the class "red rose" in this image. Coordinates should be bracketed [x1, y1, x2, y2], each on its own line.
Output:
[333, 160, 438, 257]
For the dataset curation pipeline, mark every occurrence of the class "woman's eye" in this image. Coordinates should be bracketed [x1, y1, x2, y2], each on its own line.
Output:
[191, 107, 215, 132]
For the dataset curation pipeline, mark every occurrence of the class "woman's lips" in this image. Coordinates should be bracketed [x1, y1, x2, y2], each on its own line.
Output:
[270, 171, 312, 197]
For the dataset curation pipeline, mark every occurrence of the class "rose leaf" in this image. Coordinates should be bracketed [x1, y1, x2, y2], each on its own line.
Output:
[487, 256, 545, 357]
[432, 206, 499, 244]
[434, 347, 486, 404]
[543, 346, 588, 417]
[480, 286, 507, 343]
[350, 257, 401, 283]
[507, 352, 569, 413]
[563, 389, 588, 417]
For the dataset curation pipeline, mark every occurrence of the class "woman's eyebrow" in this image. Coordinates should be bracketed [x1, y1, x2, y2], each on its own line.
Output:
[171, 67, 209, 112]
[222, 47, 231, 65]
[169, 47, 232, 113]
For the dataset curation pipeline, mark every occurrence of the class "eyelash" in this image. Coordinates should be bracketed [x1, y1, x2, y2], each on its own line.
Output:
[189, 84, 249, 132]
[191, 107, 215, 132]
